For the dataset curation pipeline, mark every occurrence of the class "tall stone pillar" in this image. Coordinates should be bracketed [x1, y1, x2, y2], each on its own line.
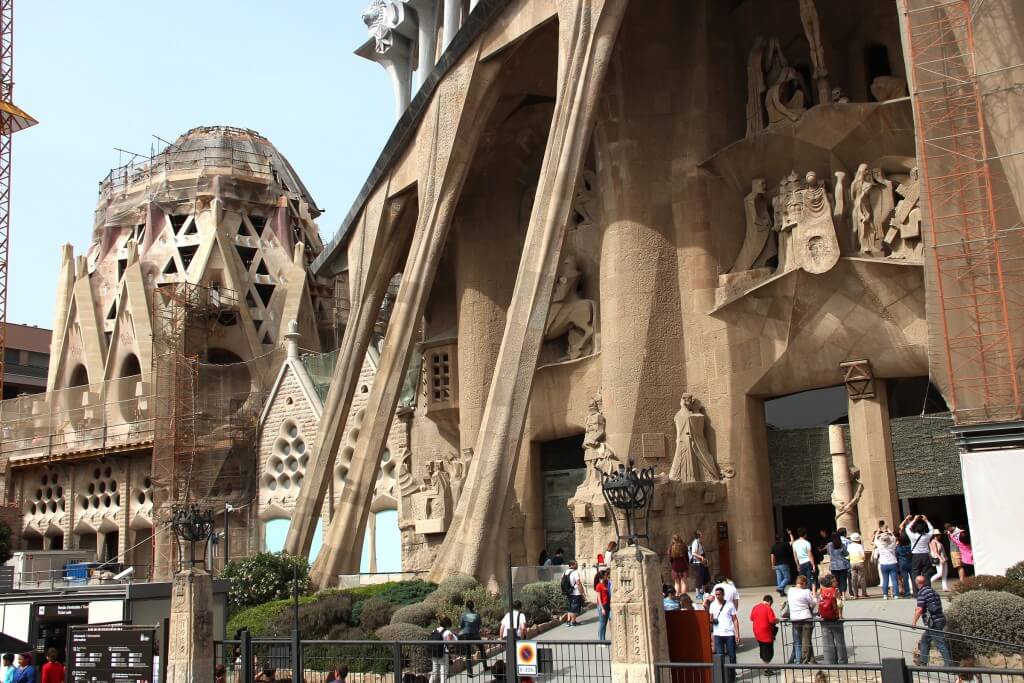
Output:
[848, 379, 899, 537]
[166, 568, 214, 683]
[829, 425, 857, 531]
[609, 547, 669, 683]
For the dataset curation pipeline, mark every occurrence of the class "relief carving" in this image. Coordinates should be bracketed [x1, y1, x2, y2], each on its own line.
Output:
[544, 256, 596, 361]
[730, 179, 777, 273]
[886, 167, 924, 260]
[669, 393, 721, 483]
[411, 458, 452, 534]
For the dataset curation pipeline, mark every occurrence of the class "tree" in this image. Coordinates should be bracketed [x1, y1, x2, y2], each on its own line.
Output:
[220, 552, 310, 613]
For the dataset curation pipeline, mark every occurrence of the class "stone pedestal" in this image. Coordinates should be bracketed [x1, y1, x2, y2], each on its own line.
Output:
[166, 568, 214, 683]
[610, 546, 670, 683]
[848, 380, 899, 541]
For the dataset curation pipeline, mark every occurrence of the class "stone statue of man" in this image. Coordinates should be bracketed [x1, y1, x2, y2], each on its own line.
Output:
[669, 393, 721, 482]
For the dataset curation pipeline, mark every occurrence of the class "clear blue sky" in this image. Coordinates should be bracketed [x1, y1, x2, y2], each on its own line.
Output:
[10, 1, 395, 329]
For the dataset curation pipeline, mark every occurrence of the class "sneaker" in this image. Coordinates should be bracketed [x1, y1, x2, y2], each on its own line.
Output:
[882, 595, 888, 600]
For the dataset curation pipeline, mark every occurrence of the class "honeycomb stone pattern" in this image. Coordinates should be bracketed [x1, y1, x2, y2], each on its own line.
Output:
[261, 420, 310, 507]
[77, 465, 121, 521]
[23, 470, 66, 531]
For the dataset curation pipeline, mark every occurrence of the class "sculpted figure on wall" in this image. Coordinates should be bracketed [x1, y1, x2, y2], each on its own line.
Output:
[669, 394, 721, 483]
[411, 458, 453, 534]
[886, 167, 924, 260]
[833, 465, 864, 528]
[580, 390, 617, 489]
[850, 163, 895, 256]
[766, 67, 807, 126]
[779, 171, 841, 274]
[730, 179, 778, 273]
[799, 0, 830, 104]
[746, 38, 789, 137]
[544, 256, 596, 361]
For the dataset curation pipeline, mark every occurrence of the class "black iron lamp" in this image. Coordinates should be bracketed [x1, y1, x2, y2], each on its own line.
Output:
[169, 503, 216, 570]
[599, 459, 656, 560]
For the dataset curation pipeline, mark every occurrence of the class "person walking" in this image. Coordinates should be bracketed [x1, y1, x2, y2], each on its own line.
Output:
[912, 575, 954, 666]
[709, 585, 741, 682]
[929, 529, 949, 591]
[705, 575, 740, 611]
[40, 650, 63, 683]
[499, 601, 527, 640]
[594, 568, 612, 642]
[896, 535, 915, 597]
[561, 561, 586, 626]
[786, 575, 817, 664]
[663, 585, 681, 611]
[901, 514, 935, 584]
[428, 617, 457, 683]
[946, 523, 974, 580]
[750, 595, 779, 676]
[874, 530, 900, 600]
[11, 655, 35, 683]
[0, 655, 13, 683]
[668, 535, 690, 596]
[690, 531, 710, 593]
[847, 532, 868, 598]
[770, 534, 793, 597]
[827, 532, 851, 597]
[818, 575, 849, 665]
[791, 528, 815, 588]
[459, 600, 488, 678]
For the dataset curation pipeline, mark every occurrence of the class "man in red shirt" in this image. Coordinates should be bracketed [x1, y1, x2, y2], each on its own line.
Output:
[750, 594, 779, 675]
[40, 648, 65, 683]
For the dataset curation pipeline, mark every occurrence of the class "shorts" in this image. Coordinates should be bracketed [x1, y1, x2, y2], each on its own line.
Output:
[568, 594, 583, 614]
[671, 558, 689, 574]
[950, 551, 962, 569]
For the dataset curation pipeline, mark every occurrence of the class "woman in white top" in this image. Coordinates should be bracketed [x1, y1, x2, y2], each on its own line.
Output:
[786, 575, 817, 664]
[929, 529, 949, 591]
[874, 531, 900, 600]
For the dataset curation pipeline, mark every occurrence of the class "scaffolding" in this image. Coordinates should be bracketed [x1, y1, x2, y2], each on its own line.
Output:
[902, 0, 1024, 425]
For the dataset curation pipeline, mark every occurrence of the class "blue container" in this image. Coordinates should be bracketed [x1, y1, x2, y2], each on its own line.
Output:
[65, 562, 89, 585]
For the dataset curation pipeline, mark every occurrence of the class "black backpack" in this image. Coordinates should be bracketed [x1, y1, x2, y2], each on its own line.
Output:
[561, 571, 573, 596]
[427, 628, 446, 658]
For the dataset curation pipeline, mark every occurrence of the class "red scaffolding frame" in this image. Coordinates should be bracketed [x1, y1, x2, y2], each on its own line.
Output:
[902, 0, 1024, 424]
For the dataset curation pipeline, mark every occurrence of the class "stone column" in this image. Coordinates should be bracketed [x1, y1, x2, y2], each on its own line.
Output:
[848, 379, 899, 538]
[609, 547, 669, 683]
[829, 425, 856, 531]
[166, 568, 214, 683]
[442, 0, 460, 50]
[412, 0, 438, 89]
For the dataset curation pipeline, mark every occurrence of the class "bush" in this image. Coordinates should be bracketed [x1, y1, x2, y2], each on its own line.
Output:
[425, 574, 480, 607]
[1006, 561, 1024, 583]
[464, 586, 506, 635]
[374, 580, 438, 606]
[359, 597, 396, 633]
[520, 581, 565, 625]
[376, 624, 431, 674]
[299, 592, 354, 634]
[952, 575, 1024, 598]
[946, 590, 1024, 659]
[221, 552, 310, 614]
[391, 603, 439, 628]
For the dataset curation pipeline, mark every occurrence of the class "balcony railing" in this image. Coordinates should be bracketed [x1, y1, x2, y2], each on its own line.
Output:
[0, 373, 154, 461]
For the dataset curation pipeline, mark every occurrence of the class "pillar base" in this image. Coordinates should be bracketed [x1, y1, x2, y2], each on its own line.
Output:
[167, 568, 214, 683]
[610, 546, 669, 683]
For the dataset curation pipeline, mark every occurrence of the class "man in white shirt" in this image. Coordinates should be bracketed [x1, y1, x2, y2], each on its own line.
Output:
[499, 600, 528, 639]
[562, 561, 586, 626]
[791, 527, 815, 587]
[428, 617, 457, 683]
[709, 585, 741, 679]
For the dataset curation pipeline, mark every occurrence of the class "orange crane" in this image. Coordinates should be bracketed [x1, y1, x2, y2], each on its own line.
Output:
[0, 0, 37, 398]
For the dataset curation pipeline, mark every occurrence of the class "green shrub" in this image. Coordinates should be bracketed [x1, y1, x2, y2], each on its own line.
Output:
[391, 603, 438, 627]
[221, 552, 310, 614]
[946, 590, 1024, 659]
[373, 579, 437, 606]
[1006, 561, 1024, 583]
[299, 592, 355, 633]
[520, 581, 565, 625]
[463, 587, 505, 635]
[227, 593, 320, 637]
[952, 575, 1024, 598]
[376, 623, 431, 674]
[425, 574, 480, 607]
[359, 597, 396, 633]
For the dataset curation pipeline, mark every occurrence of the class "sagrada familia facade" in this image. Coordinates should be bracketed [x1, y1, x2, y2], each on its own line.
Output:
[2, 0, 1022, 588]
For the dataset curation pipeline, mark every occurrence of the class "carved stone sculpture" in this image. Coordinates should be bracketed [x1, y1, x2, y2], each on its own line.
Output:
[746, 37, 768, 137]
[851, 164, 895, 256]
[411, 459, 453, 534]
[829, 425, 863, 531]
[362, 0, 396, 53]
[799, 0, 830, 104]
[870, 76, 908, 102]
[669, 393, 721, 482]
[765, 67, 807, 126]
[581, 390, 617, 489]
[886, 167, 924, 260]
[544, 256, 596, 360]
[730, 179, 777, 273]
[780, 171, 841, 274]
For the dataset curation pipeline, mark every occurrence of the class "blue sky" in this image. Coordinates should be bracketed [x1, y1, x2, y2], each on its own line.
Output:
[10, 1, 395, 328]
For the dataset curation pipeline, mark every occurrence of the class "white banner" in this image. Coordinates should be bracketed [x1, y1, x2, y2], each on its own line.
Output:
[960, 448, 1024, 576]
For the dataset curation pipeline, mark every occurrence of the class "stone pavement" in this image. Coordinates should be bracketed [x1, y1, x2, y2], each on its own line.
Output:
[538, 584, 951, 665]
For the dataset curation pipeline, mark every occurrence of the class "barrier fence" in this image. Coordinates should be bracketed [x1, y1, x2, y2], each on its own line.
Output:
[655, 657, 1024, 683]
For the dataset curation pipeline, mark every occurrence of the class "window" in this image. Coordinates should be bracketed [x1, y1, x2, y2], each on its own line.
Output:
[4, 348, 20, 365]
[429, 351, 451, 402]
[28, 352, 48, 368]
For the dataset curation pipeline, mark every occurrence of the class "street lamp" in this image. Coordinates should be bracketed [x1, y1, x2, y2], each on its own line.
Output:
[599, 460, 656, 560]
[169, 504, 216, 571]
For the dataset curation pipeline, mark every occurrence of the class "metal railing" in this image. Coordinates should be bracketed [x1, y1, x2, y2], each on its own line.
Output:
[100, 143, 274, 197]
[0, 373, 154, 459]
[777, 619, 1024, 665]
[656, 657, 1024, 683]
[216, 636, 612, 682]
[13, 564, 153, 590]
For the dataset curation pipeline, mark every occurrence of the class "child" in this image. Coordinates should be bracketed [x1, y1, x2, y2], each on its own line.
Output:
[750, 595, 779, 676]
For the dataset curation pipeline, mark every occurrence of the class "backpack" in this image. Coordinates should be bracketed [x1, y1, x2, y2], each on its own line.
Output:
[427, 628, 446, 658]
[818, 587, 839, 620]
[561, 570, 573, 596]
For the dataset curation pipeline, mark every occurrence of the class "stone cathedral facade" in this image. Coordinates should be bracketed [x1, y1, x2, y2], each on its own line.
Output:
[3, 0, 1022, 589]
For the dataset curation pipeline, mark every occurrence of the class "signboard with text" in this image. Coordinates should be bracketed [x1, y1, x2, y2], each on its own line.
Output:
[516, 640, 538, 676]
[67, 624, 155, 683]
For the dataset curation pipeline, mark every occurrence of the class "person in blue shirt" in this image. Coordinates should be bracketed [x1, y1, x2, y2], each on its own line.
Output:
[663, 585, 681, 611]
[1, 653, 14, 683]
[12, 653, 35, 683]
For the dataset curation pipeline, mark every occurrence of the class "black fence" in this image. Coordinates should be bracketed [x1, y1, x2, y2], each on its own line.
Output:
[655, 657, 1024, 683]
[216, 634, 612, 682]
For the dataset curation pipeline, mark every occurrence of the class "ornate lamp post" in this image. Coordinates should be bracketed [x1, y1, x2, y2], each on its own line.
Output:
[599, 460, 656, 560]
[169, 503, 216, 570]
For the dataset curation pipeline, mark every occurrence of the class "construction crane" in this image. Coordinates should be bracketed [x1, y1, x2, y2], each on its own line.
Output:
[0, 0, 37, 398]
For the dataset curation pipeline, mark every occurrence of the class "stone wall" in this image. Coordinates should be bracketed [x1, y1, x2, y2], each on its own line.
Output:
[768, 414, 960, 508]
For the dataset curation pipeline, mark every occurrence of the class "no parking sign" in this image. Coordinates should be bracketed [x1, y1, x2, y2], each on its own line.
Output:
[516, 640, 538, 676]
